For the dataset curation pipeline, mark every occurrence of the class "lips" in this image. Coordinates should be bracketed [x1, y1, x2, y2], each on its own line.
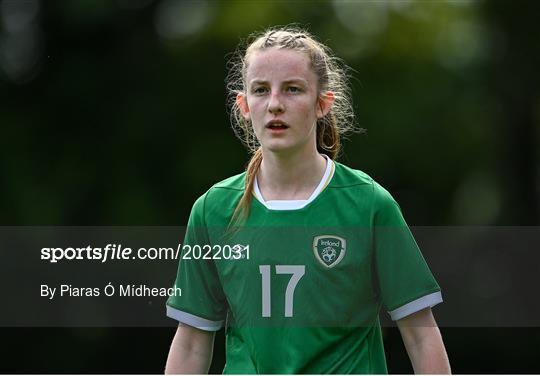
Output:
[266, 120, 289, 129]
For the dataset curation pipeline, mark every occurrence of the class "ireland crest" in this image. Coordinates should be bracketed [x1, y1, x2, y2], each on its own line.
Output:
[313, 235, 346, 268]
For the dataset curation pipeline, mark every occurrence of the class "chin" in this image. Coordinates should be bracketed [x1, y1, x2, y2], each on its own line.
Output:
[262, 142, 295, 154]
[261, 136, 316, 155]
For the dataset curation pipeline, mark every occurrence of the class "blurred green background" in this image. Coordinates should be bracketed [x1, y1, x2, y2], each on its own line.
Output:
[1, 0, 539, 373]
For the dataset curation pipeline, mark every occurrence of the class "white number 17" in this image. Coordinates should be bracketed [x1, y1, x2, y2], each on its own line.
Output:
[259, 265, 305, 318]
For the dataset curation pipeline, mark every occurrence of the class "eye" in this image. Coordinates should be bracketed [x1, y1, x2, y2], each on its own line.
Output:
[252, 86, 268, 95]
[287, 86, 302, 93]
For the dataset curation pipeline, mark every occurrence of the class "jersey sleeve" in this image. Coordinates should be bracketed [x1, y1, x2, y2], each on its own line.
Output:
[372, 182, 442, 321]
[166, 192, 228, 331]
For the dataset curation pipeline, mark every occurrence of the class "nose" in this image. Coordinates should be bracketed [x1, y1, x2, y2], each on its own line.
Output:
[267, 91, 284, 114]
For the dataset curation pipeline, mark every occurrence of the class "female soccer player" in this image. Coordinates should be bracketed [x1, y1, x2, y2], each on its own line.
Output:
[165, 26, 450, 374]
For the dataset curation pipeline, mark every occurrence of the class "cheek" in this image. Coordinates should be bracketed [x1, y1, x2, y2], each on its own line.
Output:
[296, 100, 318, 120]
[247, 100, 266, 120]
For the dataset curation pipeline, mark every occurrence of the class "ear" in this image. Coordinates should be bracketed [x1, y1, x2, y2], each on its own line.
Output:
[236, 92, 250, 120]
[316, 91, 335, 118]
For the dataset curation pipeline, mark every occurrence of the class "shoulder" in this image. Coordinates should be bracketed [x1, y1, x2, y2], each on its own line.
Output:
[329, 161, 374, 188]
[211, 172, 246, 191]
[331, 161, 399, 211]
[194, 172, 245, 202]
[206, 172, 245, 204]
[190, 172, 246, 224]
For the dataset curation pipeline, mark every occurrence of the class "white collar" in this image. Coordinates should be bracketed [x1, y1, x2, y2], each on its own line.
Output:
[253, 154, 335, 211]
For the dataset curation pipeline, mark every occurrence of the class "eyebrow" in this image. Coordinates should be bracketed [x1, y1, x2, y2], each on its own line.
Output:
[249, 78, 309, 86]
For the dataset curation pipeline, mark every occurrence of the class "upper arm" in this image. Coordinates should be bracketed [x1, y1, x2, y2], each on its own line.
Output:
[165, 324, 215, 374]
[396, 308, 451, 374]
[173, 323, 215, 354]
[396, 307, 439, 348]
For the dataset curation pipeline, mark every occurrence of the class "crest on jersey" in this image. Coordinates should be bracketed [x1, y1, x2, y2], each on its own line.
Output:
[313, 235, 346, 268]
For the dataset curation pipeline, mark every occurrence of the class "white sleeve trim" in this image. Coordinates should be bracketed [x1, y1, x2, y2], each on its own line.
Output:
[388, 291, 443, 321]
[166, 306, 223, 331]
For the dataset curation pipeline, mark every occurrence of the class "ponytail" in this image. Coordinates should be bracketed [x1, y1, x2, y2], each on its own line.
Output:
[230, 147, 263, 226]
[316, 112, 340, 160]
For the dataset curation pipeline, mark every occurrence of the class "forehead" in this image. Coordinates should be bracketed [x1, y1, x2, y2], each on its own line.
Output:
[246, 48, 316, 84]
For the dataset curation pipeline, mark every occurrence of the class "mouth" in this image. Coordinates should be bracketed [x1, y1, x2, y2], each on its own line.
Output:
[265, 120, 290, 130]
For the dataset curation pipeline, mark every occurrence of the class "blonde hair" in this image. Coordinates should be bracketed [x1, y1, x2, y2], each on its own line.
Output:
[226, 25, 359, 224]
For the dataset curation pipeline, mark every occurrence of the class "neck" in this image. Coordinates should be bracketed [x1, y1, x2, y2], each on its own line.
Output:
[258, 146, 327, 201]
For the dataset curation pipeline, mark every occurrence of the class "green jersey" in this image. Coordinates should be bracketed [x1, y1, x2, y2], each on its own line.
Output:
[166, 160, 442, 374]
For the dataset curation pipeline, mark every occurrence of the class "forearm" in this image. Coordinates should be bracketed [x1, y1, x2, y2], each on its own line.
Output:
[165, 325, 214, 374]
[405, 326, 451, 374]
